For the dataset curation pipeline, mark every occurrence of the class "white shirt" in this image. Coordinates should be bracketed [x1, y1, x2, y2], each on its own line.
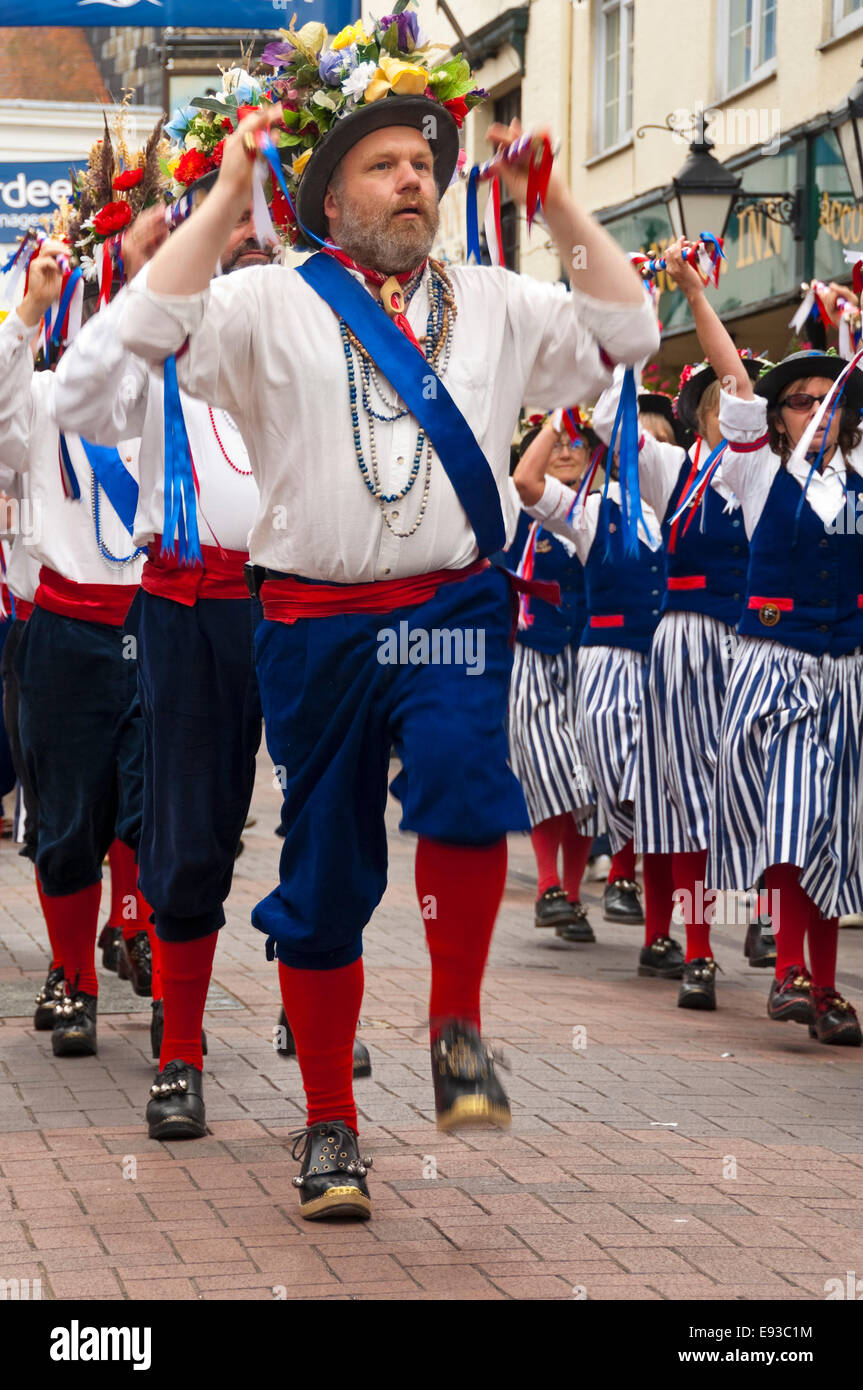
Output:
[525, 474, 662, 565]
[0, 470, 41, 604]
[718, 389, 863, 536]
[54, 289, 259, 553]
[0, 310, 143, 588]
[119, 261, 660, 582]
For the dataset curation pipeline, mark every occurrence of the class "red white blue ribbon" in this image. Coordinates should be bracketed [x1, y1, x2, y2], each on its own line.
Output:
[667, 438, 728, 529]
[515, 517, 541, 630]
[631, 232, 725, 288]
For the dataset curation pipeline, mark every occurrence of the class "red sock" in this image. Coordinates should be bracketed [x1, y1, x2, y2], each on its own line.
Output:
[765, 863, 809, 979]
[530, 815, 565, 897]
[808, 915, 839, 991]
[560, 821, 592, 903]
[277, 958, 364, 1131]
[158, 932, 218, 1071]
[672, 849, 711, 961]
[40, 883, 102, 996]
[146, 911, 162, 1004]
[35, 870, 62, 972]
[642, 852, 674, 948]
[416, 836, 507, 1041]
[107, 839, 142, 941]
[609, 839, 636, 884]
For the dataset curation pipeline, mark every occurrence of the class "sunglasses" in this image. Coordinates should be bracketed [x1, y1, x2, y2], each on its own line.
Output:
[779, 392, 831, 413]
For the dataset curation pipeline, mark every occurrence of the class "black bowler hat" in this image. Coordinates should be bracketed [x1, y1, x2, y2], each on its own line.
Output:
[638, 391, 689, 447]
[755, 350, 863, 411]
[676, 356, 769, 434]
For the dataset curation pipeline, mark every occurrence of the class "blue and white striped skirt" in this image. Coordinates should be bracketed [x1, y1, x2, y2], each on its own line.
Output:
[508, 643, 596, 828]
[635, 612, 737, 855]
[574, 644, 647, 853]
[708, 636, 863, 919]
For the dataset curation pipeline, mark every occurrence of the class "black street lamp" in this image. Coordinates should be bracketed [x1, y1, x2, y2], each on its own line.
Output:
[831, 60, 863, 202]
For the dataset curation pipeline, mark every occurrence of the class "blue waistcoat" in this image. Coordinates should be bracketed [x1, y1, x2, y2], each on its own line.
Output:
[581, 497, 666, 654]
[662, 459, 748, 627]
[738, 464, 863, 656]
[503, 510, 586, 654]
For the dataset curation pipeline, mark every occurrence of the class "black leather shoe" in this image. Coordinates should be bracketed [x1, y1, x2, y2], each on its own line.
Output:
[98, 925, 122, 973]
[555, 902, 596, 943]
[275, 1008, 371, 1078]
[767, 965, 814, 1025]
[120, 932, 152, 997]
[535, 885, 577, 929]
[290, 1120, 372, 1221]
[51, 991, 97, 1057]
[431, 1022, 511, 1132]
[146, 1060, 207, 1140]
[809, 988, 862, 1046]
[149, 1000, 207, 1061]
[33, 965, 64, 1031]
[744, 916, 777, 968]
[603, 878, 645, 924]
[678, 957, 719, 1010]
[638, 936, 685, 978]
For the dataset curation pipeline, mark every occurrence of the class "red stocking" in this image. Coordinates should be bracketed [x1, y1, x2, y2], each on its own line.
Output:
[107, 839, 142, 942]
[765, 863, 809, 979]
[807, 915, 838, 992]
[158, 932, 217, 1071]
[560, 820, 593, 903]
[35, 869, 62, 972]
[530, 815, 565, 897]
[642, 852, 674, 948]
[672, 849, 711, 961]
[277, 958, 364, 1132]
[609, 839, 636, 884]
[41, 883, 102, 996]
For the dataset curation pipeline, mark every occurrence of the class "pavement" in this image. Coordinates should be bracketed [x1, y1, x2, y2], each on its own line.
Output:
[2, 752, 863, 1302]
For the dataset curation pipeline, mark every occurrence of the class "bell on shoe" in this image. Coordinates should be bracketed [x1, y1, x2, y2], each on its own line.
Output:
[290, 1120, 372, 1221]
[274, 1007, 371, 1078]
[146, 1059, 207, 1140]
[767, 965, 815, 1025]
[118, 931, 152, 997]
[98, 925, 122, 973]
[33, 964, 64, 1031]
[431, 1021, 511, 1132]
[602, 878, 645, 924]
[637, 936, 685, 979]
[809, 988, 862, 1046]
[534, 885, 578, 929]
[744, 915, 777, 968]
[149, 1000, 207, 1061]
[554, 902, 596, 944]
[51, 990, 98, 1057]
[678, 956, 719, 1011]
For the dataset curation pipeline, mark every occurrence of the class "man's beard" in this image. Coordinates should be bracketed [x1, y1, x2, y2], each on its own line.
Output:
[221, 238, 279, 275]
[333, 192, 439, 273]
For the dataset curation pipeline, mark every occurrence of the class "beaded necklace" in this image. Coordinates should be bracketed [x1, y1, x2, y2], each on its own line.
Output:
[208, 406, 254, 476]
[90, 470, 146, 568]
[340, 260, 457, 539]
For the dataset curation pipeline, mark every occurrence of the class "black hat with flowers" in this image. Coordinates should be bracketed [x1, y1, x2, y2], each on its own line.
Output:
[754, 349, 863, 410]
[675, 353, 771, 433]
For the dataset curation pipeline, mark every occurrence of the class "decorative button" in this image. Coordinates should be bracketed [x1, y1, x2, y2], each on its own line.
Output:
[650, 566, 659, 573]
[818, 598, 830, 607]
[819, 538, 830, 549]
[391, 511, 399, 519]
[818, 623, 830, 633]
[732, 519, 741, 528]
[731, 544, 743, 554]
[818, 570, 829, 580]
[381, 567, 391, 575]
[732, 593, 741, 600]
[758, 603, 781, 627]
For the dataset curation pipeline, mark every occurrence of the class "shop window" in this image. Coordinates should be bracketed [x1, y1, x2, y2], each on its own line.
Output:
[834, 0, 863, 37]
[719, 0, 777, 96]
[593, 0, 634, 154]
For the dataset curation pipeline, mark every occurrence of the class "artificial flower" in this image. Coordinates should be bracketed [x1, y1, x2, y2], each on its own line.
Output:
[261, 39, 296, 70]
[174, 148, 216, 187]
[164, 104, 195, 144]
[211, 139, 226, 167]
[236, 104, 260, 123]
[380, 12, 423, 52]
[92, 201, 132, 236]
[319, 49, 348, 86]
[443, 96, 468, 128]
[364, 54, 429, 103]
[341, 60, 378, 102]
[222, 69, 262, 105]
[332, 19, 369, 51]
[112, 168, 143, 191]
[285, 21, 327, 62]
[292, 148, 313, 179]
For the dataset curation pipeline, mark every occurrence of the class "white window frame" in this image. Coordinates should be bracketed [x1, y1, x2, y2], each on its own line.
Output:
[833, 0, 863, 40]
[716, 0, 778, 100]
[593, 0, 634, 155]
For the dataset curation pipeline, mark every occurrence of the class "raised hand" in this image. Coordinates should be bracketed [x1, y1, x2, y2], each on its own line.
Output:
[18, 238, 66, 328]
[122, 205, 171, 281]
[216, 104, 285, 204]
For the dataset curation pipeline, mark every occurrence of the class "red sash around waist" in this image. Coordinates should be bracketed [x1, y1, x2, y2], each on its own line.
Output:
[142, 538, 250, 607]
[667, 575, 707, 591]
[11, 596, 34, 622]
[35, 567, 138, 626]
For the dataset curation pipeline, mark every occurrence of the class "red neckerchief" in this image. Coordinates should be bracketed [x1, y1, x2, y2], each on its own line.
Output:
[322, 242, 427, 357]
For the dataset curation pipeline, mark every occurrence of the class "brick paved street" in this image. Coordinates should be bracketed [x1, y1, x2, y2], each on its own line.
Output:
[2, 753, 863, 1302]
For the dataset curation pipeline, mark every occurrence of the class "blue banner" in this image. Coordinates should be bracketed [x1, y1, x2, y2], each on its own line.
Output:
[0, 162, 83, 238]
[0, 0, 357, 26]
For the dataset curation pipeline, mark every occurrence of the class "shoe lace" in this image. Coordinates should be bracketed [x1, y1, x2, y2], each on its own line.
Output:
[288, 1124, 373, 1188]
[149, 1060, 191, 1099]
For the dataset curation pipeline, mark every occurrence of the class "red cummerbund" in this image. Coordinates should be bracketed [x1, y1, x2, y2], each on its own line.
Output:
[141, 537, 250, 607]
[12, 596, 34, 622]
[261, 558, 488, 624]
[35, 567, 138, 626]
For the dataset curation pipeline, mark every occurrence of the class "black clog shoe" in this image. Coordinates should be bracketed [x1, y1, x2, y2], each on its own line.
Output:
[678, 956, 719, 1010]
[744, 916, 777, 969]
[149, 1000, 207, 1060]
[767, 965, 815, 1025]
[290, 1121, 372, 1221]
[638, 936, 685, 978]
[33, 965, 64, 1031]
[98, 925, 122, 973]
[431, 1022, 511, 1132]
[555, 902, 596, 943]
[809, 988, 862, 1046]
[146, 1060, 207, 1140]
[274, 1008, 371, 1077]
[119, 931, 152, 997]
[603, 878, 645, 924]
[535, 885, 578, 929]
[51, 991, 97, 1057]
